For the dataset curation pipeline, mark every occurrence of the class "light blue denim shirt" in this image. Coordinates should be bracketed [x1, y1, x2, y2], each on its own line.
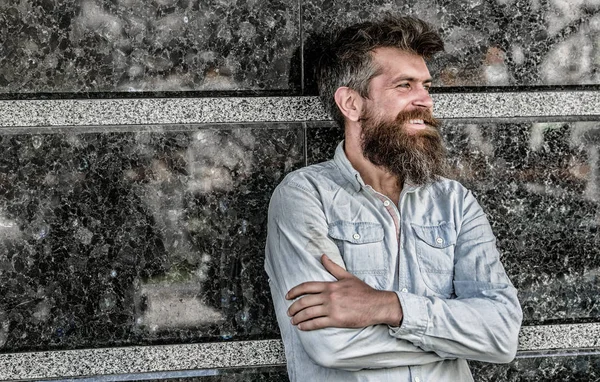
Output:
[265, 142, 523, 382]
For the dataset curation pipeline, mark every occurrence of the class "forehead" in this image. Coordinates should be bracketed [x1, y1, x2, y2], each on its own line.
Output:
[369, 47, 431, 84]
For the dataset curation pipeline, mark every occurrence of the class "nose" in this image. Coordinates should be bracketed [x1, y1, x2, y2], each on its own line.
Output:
[412, 87, 433, 109]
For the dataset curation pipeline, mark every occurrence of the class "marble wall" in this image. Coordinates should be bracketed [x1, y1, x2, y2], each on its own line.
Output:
[0, 0, 598, 94]
[0, 126, 302, 351]
[0, 0, 599, 381]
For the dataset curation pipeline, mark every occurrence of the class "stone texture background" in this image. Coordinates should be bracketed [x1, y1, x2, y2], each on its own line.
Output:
[0, 0, 598, 94]
[0, 0, 599, 381]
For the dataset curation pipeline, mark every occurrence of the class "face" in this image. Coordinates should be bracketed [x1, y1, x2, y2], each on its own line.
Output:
[362, 47, 434, 131]
[359, 47, 447, 186]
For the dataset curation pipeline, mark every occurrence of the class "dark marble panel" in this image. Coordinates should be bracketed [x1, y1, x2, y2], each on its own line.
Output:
[0, 124, 303, 352]
[303, 0, 600, 89]
[131, 355, 600, 382]
[0, 0, 299, 93]
[123, 354, 600, 381]
[470, 354, 600, 382]
[134, 366, 289, 381]
[307, 120, 600, 325]
[306, 121, 342, 165]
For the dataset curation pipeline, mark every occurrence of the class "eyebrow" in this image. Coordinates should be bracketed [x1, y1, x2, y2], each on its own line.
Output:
[390, 75, 433, 85]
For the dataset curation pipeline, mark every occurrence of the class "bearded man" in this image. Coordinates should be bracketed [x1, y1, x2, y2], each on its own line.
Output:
[265, 15, 522, 382]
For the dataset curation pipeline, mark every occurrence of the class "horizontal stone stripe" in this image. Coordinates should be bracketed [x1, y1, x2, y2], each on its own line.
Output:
[0, 92, 598, 128]
[1, 323, 599, 380]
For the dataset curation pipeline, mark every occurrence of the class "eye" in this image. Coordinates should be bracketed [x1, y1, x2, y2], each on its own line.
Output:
[424, 83, 432, 91]
[396, 82, 410, 89]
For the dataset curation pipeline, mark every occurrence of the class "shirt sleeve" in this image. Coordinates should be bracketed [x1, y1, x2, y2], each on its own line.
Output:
[265, 180, 445, 371]
[388, 189, 523, 363]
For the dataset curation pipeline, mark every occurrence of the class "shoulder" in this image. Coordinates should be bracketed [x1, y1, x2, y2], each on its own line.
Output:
[268, 161, 343, 217]
[416, 177, 480, 217]
[423, 177, 471, 199]
[277, 160, 345, 195]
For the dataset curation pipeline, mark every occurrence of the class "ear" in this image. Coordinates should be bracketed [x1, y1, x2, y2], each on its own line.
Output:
[334, 87, 363, 123]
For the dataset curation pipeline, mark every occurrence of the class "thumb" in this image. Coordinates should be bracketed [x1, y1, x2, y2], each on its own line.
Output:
[321, 254, 350, 280]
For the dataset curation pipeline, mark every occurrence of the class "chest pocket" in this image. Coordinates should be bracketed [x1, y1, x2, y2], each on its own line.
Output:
[328, 221, 387, 278]
[412, 222, 456, 297]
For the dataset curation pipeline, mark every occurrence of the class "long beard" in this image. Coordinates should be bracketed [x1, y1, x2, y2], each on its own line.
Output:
[360, 108, 448, 187]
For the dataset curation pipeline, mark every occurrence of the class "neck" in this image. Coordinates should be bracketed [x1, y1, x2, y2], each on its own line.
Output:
[344, 136, 402, 205]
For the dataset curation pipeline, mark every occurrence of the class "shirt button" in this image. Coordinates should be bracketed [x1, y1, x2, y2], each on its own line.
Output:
[383, 200, 390, 207]
[436, 237, 443, 244]
[401, 288, 408, 293]
[353, 233, 360, 240]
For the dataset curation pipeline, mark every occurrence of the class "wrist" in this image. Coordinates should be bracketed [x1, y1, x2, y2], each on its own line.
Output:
[379, 291, 404, 326]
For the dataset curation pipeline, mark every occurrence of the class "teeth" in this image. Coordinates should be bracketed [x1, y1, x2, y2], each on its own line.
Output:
[409, 119, 424, 124]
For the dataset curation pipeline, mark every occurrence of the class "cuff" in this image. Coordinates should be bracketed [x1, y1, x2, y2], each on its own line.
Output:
[388, 291, 430, 345]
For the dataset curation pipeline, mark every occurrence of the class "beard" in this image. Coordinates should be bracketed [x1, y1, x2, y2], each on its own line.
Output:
[360, 107, 448, 187]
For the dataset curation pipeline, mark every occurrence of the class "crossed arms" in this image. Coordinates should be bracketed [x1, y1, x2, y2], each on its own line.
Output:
[265, 180, 523, 371]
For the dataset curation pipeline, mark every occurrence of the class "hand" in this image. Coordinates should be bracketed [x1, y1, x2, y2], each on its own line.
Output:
[286, 254, 403, 331]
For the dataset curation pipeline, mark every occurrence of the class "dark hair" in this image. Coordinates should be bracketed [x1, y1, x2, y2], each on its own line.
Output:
[316, 15, 444, 128]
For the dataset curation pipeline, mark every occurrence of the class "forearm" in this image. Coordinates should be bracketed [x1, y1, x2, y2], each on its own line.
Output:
[390, 279, 522, 363]
[300, 325, 447, 370]
[269, 280, 445, 371]
[387, 190, 523, 363]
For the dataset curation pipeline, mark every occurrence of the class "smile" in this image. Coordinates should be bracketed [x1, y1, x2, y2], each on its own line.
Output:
[406, 119, 428, 131]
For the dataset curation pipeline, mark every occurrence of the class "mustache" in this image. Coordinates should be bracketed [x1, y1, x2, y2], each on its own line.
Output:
[394, 109, 441, 129]
[360, 108, 440, 130]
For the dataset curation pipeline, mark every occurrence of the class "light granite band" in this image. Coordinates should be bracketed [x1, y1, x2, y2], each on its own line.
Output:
[1, 324, 599, 381]
[519, 323, 600, 351]
[0, 91, 598, 128]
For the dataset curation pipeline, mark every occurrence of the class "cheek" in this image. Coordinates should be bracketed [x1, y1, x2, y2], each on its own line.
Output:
[382, 98, 409, 115]
[371, 96, 410, 120]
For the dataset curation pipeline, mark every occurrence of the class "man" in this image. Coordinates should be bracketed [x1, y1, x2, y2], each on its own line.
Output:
[265, 15, 522, 381]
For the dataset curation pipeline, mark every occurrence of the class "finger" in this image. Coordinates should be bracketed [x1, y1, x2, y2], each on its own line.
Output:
[287, 294, 326, 317]
[286, 281, 328, 300]
[297, 317, 333, 331]
[290, 305, 328, 325]
[321, 254, 351, 280]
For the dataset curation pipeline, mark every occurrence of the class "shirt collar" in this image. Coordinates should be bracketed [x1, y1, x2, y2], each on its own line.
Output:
[333, 141, 364, 192]
[333, 140, 422, 193]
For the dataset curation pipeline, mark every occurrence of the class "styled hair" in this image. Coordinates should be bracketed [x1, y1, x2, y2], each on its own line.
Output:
[316, 15, 444, 128]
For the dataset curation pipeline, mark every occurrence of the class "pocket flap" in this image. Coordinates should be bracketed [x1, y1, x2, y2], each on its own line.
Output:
[328, 221, 384, 244]
[411, 222, 456, 248]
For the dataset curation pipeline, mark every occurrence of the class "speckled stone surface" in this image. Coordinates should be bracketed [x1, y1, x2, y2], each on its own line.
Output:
[0, 1, 598, 380]
[471, 353, 600, 382]
[0, 92, 598, 128]
[1, 0, 598, 93]
[520, 324, 600, 351]
[71, 354, 600, 382]
[0, 326, 599, 380]
[445, 120, 600, 325]
[433, 91, 600, 119]
[0, 125, 303, 353]
[308, 120, 600, 325]
[0, 97, 327, 128]
[150, 366, 289, 382]
[0, 339, 286, 380]
[0, 0, 300, 93]
[303, 0, 600, 88]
